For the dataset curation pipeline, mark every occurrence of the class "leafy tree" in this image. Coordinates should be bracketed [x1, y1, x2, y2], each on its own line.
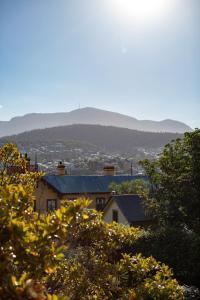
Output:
[0, 186, 184, 299]
[140, 129, 200, 233]
[109, 179, 149, 195]
[48, 209, 184, 300]
[0, 143, 184, 299]
[135, 130, 200, 288]
[0, 143, 40, 187]
[132, 227, 200, 287]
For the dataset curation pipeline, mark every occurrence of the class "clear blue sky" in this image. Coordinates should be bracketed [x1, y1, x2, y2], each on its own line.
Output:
[0, 0, 199, 128]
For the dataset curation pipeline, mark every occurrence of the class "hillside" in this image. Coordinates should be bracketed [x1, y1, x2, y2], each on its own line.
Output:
[0, 107, 191, 138]
[0, 124, 182, 153]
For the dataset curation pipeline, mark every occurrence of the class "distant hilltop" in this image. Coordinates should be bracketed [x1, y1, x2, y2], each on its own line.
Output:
[0, 124, 182, 153]
[0, 107, 192, 138]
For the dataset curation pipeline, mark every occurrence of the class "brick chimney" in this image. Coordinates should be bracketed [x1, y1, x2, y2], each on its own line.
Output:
[103, 165, 115, 176]
[57, 161, 66, 176]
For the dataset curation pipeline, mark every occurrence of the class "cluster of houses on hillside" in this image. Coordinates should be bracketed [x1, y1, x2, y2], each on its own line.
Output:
[17, 140, 154, 175]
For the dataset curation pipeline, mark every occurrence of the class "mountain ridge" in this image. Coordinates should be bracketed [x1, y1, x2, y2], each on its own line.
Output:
[0, 107, 192, 138]
[0, 124, 182, 153]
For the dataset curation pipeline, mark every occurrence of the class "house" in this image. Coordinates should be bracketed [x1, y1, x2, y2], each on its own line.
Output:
[34, 162, 146, 213]
[103, 194, 153, 228]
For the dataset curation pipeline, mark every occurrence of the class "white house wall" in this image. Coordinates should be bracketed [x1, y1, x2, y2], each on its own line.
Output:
[103, 201, 129, 226]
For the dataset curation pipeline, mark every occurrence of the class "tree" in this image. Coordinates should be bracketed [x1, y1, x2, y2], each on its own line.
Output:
[140, 129, 200, 233]
[109, 179, 149, 195]
[47, 207, 184, 300]
[0, 143, 40, 188]
[136, 130, 200, 288]
[0, 143, 184, 299]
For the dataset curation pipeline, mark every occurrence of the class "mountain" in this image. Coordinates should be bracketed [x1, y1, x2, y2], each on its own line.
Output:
[0, 107, 192, 138]
[0, 124, 182, 153]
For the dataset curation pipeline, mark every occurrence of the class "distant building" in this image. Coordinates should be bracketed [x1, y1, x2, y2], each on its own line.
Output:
[34, 162, 145, 213]
[103, 194, 154, 228]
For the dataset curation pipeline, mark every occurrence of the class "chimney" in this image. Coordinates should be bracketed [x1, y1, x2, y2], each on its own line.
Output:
[103, 165, 115, 176]
[24, 153, 30, 171]
[57, 161, 66, 176]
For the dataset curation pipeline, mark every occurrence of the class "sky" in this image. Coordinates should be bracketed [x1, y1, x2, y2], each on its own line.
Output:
[0, 0, 199, 128]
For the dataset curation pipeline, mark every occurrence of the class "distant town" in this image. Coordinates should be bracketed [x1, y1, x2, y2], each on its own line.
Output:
[19, 142, 162, 175]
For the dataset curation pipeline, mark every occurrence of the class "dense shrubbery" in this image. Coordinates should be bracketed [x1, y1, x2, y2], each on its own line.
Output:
[132, 228, 200, 288]
[0, 143, 184, 299]
[137, 129, 200, 290]
[48, 213, 185, 299]
[109, 130, 200, 292]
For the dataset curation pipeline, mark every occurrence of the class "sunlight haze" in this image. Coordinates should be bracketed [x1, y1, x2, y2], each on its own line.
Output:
[0, 0, 199, 128]
[108, 0, 174, 26]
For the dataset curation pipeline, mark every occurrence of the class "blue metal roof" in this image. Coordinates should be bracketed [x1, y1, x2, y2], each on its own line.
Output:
[43, 175, 146, 194]
[113, 194, 150, 222]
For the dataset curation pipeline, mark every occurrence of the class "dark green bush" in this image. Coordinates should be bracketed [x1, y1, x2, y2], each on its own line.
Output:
[132, 228, 200, 288]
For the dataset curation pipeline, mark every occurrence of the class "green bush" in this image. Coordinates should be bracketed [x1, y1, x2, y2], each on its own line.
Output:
[132, 228, 200, 288]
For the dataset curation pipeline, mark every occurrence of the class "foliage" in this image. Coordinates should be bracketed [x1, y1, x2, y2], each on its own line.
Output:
[47, 208, 184, 299]
[0, 185, 184, 300]
[136, 130, 200, 289]
[140, 129, 200, 233]
[109, 179, 149, 195]
[0, 143, 184, 299]
[0, 143, 40, 187]
[132, 228, 200, 288]
[183, 285, 200, 300]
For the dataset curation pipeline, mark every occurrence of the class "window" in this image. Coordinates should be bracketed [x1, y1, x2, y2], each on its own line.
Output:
[33, 200, 36, 212]
[96, 197, 106, 211]
[47, 199, 57, 212]
[112, 209, 118, 222]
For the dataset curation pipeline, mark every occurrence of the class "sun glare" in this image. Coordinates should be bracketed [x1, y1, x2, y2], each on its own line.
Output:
[110, 0, 173, 25]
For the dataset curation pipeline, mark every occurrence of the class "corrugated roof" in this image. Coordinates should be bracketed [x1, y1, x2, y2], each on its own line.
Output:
[43, 175, 146, 194]
[113, 194, 150, 222]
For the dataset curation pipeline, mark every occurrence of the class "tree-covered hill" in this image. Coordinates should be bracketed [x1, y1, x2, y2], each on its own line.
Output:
[0, 124, 182, 153]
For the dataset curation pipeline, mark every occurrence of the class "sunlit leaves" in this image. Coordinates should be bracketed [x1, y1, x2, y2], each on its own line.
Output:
[0, 143, 185, 299]
[0, 143, 42, 188]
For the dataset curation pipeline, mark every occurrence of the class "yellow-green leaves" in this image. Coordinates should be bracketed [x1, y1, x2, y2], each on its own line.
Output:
[0, 143, 185, 299]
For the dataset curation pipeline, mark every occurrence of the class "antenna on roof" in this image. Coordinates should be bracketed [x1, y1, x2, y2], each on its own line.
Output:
[35, 152, 38, 171]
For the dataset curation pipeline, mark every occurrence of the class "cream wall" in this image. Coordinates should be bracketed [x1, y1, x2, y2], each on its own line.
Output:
[103, 201, 129, 226]
[34, 181, 59, 213]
